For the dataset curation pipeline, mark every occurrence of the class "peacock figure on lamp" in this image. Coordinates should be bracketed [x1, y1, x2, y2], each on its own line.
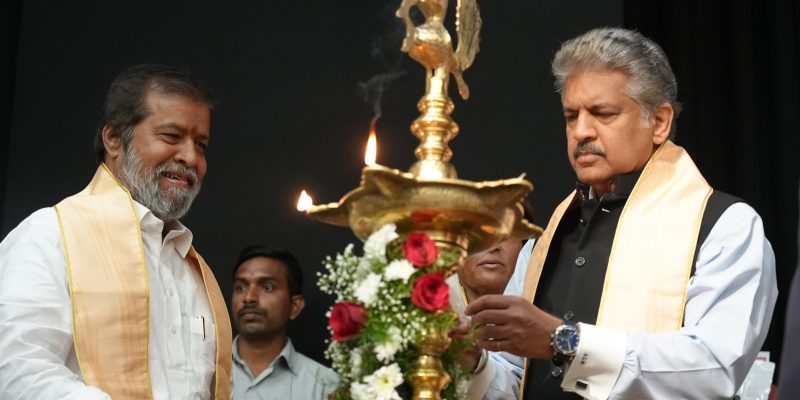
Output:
[308, 1, 541, 399]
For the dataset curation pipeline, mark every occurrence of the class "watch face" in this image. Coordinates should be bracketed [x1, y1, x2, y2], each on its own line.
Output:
[555, 325, 579, 355]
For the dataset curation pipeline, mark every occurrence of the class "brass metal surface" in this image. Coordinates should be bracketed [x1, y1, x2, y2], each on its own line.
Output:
[307, 164, 542, 253]
[408, 324, 453, 400]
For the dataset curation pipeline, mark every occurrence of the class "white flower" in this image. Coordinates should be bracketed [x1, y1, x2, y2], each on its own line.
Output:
[350, 346, 364, 379]
[357, 257, 373, 276]
[350, 382, 372, 400]
[364, 223, 399, 260]
[354, 273, 382, 306]
[374, 326, 403, 362]
[456, 375, 470, 398]
[364, 363, 403, 400]
[384, 259, 416, 282]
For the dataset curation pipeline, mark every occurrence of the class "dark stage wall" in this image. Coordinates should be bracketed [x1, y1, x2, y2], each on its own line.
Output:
[2, 0, 796, 379]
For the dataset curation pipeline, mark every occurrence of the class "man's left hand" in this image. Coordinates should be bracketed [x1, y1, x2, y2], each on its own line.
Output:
[465, 295, 562, 360]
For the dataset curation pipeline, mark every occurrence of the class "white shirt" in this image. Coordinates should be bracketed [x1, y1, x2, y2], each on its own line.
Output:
[0, 202, 217, 400]
[493, 202, 778, 399]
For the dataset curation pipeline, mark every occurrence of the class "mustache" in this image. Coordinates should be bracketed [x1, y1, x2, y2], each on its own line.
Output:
[156, 162, 199, 186]
[573, 142, 606, 159]
[237, 305, 266, 318]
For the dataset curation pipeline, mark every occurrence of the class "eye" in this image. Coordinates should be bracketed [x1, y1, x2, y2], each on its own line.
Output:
[196, 142, 208, 152]
[262, 283, 275, 292]
[593, 110, 618, 121]
[161, 133, 180, 142]
[233, 283, 245, 293]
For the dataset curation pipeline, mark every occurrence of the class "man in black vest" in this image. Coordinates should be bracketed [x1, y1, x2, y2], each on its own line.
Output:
[466, 27, 777, 399]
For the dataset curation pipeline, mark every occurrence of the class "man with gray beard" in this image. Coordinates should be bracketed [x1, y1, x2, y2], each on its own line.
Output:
[0, 64, 232, 400]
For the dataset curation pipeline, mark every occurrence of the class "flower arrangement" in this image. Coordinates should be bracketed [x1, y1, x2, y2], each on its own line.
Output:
[318, 223, 471, 400]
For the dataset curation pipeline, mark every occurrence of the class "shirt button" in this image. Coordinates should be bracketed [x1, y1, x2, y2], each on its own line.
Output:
[575, 256, 586, 267]
[171, 326, 177, 334]
[168, 289, 174, 296]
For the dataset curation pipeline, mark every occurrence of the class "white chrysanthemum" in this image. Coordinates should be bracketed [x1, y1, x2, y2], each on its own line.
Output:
[364, 363, 403, 400]
[374, 326, 403, 362]
[350, 382, 372, 400]
[354, 273, 382, 306]
[384, 259, 416, 282]
[357, 257, 373, 276]
[363, 223, 399, 260]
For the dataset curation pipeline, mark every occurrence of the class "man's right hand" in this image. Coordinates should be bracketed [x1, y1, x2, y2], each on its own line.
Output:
[465, 295, 562, 360]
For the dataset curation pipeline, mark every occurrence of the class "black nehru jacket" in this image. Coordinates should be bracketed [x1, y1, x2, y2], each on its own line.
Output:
[522, 170, 740, 399]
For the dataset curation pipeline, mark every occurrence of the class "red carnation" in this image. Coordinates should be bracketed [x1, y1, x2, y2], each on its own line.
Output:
[403, 231, 439, 267]
[329, 302, 367, 341]
[411, 272, 449, 312]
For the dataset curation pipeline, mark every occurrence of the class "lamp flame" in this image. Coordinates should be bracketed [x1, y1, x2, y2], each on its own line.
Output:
[296, 190, 314, 212]
[365, 130, 377, 166]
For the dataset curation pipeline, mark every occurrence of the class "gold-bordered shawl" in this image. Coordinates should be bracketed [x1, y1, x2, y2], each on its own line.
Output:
[54, 164, 231, 400]
[519, 141, 712, 398]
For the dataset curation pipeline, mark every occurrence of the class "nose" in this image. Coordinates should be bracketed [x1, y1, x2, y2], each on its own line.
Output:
[243, 285, 259, 303]
[571, 112, 597, 142]
[174, 140, 200, 168]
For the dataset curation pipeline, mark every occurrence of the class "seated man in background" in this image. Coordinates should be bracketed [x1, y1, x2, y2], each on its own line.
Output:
[450, 237, 524, 304]
[231, 244, 338, 400]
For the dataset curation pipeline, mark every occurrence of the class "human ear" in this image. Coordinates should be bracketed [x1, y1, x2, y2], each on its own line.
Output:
[651, 103, 673, 145]
[102, 125, 124, 161]
[289, 295, 305, 320]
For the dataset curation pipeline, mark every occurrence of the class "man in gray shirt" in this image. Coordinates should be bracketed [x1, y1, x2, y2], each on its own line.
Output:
[231, 245, 338, 400]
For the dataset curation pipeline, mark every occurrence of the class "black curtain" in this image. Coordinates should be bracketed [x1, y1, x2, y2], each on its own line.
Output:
[625, 0, 800, 378]
[0, 0, 22, 226]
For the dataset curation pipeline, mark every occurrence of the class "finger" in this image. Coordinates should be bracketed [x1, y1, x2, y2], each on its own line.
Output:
[465, 294, 511, 316]
[469, 308, 514, 327]
[475, 337, 507, 353]
[449, 323, 471, 340]
[473, 324, 509, 342]
[450, 321, 470, 335]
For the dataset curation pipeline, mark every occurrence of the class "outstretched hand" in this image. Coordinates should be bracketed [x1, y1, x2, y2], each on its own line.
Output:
[465, 294, 562, 360]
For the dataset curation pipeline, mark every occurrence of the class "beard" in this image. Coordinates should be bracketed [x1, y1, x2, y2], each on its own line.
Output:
[118, 147, 202, 222]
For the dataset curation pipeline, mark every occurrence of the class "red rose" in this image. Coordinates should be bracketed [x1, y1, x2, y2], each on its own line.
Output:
[403, 231, 439, 267]
[329, 302, 367, 341]
[411, 272, 449, 312]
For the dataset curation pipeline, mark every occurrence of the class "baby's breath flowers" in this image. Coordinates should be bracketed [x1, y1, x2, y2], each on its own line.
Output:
[318, 224, 471, 400]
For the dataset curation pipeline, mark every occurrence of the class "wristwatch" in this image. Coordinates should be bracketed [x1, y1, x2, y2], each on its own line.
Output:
[551, 320, 580, 359]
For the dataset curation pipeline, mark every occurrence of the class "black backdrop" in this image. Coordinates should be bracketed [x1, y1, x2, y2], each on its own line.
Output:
[1, 0, 796, 381]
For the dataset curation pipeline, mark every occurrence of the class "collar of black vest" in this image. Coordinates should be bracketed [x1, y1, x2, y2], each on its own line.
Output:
[575, 169, 643, 201]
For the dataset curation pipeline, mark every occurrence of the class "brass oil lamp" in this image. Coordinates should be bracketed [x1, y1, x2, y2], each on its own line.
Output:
[305, 1, 542, 398]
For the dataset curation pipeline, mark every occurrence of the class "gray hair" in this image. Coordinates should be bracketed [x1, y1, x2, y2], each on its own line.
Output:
[552, 27, 681, 137]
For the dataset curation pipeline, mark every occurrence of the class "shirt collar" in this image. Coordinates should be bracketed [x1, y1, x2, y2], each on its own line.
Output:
[576, 169, 642, 201]
[132, 200, 194, 257]
[232, 336, 299, 375]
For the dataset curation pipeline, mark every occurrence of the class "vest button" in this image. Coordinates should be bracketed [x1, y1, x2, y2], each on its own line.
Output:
[575, 256, 586, 267]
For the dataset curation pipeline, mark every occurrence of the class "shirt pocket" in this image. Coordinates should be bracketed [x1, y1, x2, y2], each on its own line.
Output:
[189, 315, 217, 366]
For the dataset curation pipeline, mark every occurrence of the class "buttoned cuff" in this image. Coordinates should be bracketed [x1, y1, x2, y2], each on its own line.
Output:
[560, 323, 626, 400]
